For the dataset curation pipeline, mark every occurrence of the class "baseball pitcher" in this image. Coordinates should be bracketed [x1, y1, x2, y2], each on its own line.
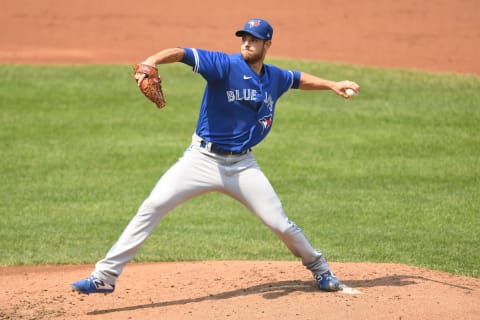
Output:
[72, 18, 360, 294]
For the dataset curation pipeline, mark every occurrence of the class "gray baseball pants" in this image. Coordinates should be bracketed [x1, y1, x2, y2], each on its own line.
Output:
[93, 135, 330, 284]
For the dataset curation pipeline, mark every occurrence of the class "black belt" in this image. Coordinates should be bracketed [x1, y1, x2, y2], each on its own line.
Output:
[200, 140, 251, 155]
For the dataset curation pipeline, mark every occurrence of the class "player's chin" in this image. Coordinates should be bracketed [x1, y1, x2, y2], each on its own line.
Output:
[241, 51, 252, 59]
[242, 52, 261, 64]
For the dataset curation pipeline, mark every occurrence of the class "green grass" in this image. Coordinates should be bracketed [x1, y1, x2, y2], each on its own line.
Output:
[0, 62, 478, 278]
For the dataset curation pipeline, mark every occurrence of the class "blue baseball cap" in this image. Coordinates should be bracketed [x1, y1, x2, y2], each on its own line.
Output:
[235, 18, 273, 40]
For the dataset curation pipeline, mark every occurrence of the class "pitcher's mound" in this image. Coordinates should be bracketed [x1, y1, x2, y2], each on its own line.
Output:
[1, 261, 478, 319]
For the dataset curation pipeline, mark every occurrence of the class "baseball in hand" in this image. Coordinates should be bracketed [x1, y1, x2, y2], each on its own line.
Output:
[345, 88, 356, 97]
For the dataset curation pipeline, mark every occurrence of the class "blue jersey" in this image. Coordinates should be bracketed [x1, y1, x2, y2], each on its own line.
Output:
[181, 48, 301, 152]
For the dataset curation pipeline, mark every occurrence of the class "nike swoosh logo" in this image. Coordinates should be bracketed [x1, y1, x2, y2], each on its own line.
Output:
[243, 75, 252, 80]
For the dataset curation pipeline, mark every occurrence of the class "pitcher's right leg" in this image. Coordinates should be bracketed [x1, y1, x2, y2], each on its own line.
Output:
[72, 146, 222, 294]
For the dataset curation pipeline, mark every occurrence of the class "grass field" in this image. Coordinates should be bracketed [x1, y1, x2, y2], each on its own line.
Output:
[0, 61, 478, 278]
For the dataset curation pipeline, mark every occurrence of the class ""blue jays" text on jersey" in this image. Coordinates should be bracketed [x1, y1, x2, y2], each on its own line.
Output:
[181, 48, 301, 152]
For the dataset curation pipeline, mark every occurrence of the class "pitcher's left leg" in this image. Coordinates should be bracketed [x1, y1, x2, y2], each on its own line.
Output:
[223, 155, 332, 277]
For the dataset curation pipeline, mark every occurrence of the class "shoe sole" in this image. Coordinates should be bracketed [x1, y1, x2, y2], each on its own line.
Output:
[72, 289, 113, 295]
[71, 287, 114, 295]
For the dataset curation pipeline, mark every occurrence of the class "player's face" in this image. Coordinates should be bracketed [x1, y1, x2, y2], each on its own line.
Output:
[240, 35, 271, 64]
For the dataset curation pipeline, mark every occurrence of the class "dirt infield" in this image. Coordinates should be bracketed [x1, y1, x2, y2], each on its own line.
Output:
[1, 0, 480, 319]
[1, 0, 479, 74]
[1, 262, 479, 320]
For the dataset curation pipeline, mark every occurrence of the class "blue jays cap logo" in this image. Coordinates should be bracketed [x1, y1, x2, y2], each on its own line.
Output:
[248, 20, 261, 28]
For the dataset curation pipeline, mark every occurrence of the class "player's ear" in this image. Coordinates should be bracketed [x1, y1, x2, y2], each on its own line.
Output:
[264, 40, 272, 49]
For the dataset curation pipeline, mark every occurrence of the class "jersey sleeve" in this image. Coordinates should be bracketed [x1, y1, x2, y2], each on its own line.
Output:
[273, 67, 301, 95]
[180, 48, 230, 82]
[290, 70, 301, 89]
